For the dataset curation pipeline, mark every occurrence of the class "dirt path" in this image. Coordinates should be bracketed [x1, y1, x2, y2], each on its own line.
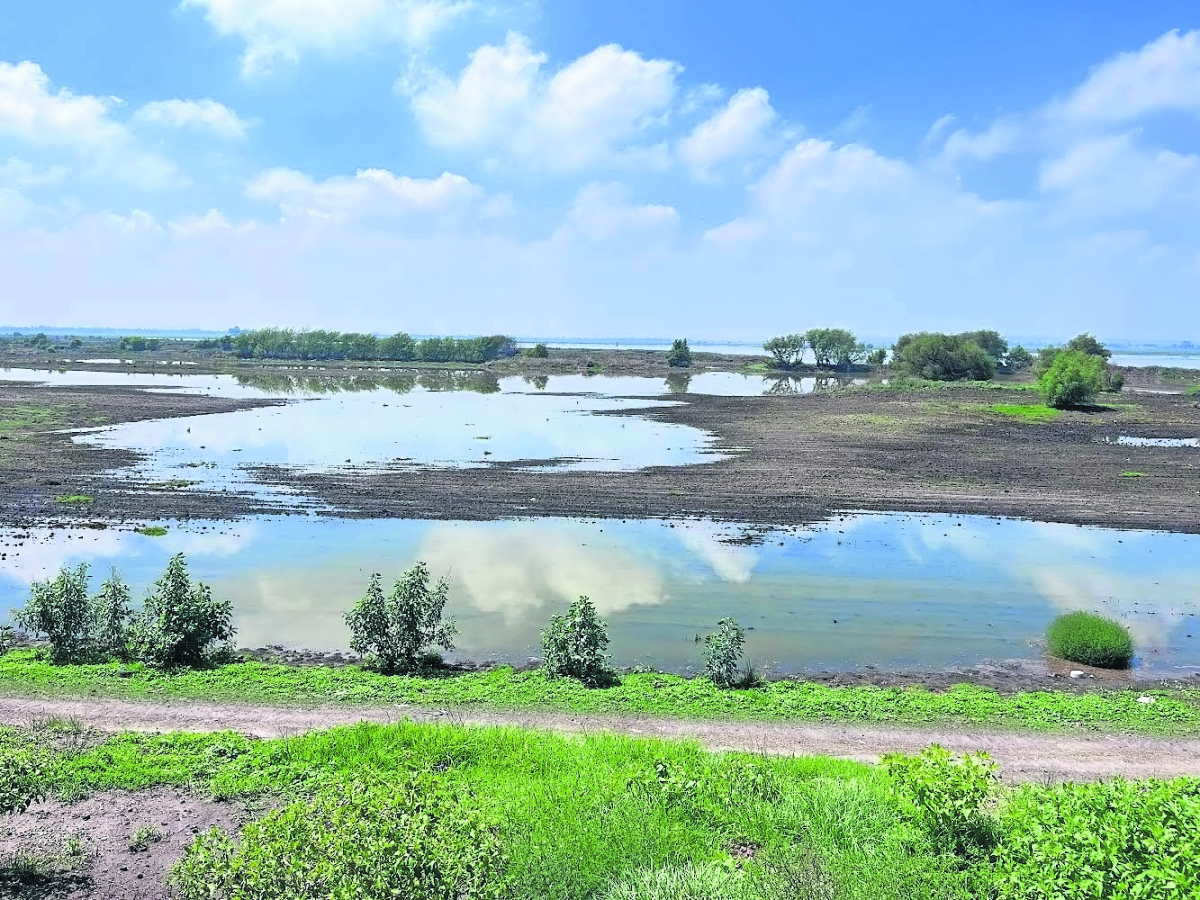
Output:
[5, 696, 1200, 782]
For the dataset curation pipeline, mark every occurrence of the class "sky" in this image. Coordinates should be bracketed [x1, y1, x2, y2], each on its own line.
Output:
[0, 2, 1198, 342]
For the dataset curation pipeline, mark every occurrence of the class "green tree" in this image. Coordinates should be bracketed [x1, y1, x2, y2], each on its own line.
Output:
[91, 568, 133, 661]
[666, 338, 692, 368]
[806, 328, 866, 370]
[133, 554, 235, 668]
[1038, 350, 1106, 408]
[1006, 346, 1033, 370]
[703, 618, 746, 688]
[957, 330, 1008, 364]
[762, 334, 806, 369]
[345, 564, 458, 675]
[894, 333, 996, 381]
[12, 563, 92, 663]
[1065, 333, 1112, 360]
[541, 596, 615, 686]
[866, 348, 887, 366]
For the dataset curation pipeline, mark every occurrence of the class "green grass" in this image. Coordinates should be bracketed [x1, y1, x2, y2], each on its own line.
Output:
[1046, 612, 1134, 669]
[135, 526, 169, 537]
[2, 651, 1198, 735]
[1186, 384, 1200, 397]
[1120, 471, 1148, 478]
[14, 720, 978, 900]
[53, 494, 94, 504]
[0, 402, 74, 435]
[988, 404, 1062, 422]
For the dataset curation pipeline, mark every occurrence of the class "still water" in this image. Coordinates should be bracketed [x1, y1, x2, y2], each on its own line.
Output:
[2, 513, 1197, 676]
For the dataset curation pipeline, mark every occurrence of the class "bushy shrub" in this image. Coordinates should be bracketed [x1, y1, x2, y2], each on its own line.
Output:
[883, 744, 998, 857]
[667, 338, 692, 368]
[1045, 611, 1133, 669]
[1038, 349, 1107, 408]
[345, 563, 458, 674]
[703, 618, 746, 688]
[12, 564, 92, 663]
[171, 776, 507, 900]
[992, 777, 1200, 900]
[866, 348, 887, 365]
[763, 334, 806, 369]
[806, 327, 866, 370]
[525, 342, 549, 358]
[893, 333, 997, 381]
[132, 554, 235, 668]
[541, 596, 615, 686]
[0, 746, 51, 815]
[958, 329, 1009, 364]
[1104, 369, 1125, 393]
[1006, 345, 1033, 370]
[91, 568, 133, 661]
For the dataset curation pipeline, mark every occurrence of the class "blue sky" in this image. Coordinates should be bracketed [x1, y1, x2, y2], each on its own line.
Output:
[0, 2, 1198, 341]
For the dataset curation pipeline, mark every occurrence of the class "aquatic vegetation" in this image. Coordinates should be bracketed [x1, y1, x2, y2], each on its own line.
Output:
[1120, 471, 1149, 478]
[135, 526, 168, 537]
[1046, 612, 1134, 669]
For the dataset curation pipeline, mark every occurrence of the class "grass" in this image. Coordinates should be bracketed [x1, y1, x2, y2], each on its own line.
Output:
[1186, 384, 1200, 397]
[2, 650, 1198, 735]
[0, 403, 74, 436]
[988, 404, 1061, 422]
[1120, 471, 1149, 478]
[15, 719, 980, 900]
[1046, 612, 1134, 670]
[53, 494, 94, 504]
[135, 526, 169, 537]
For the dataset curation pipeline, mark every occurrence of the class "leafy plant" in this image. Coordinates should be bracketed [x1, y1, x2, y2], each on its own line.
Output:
[667, 338, 692, 368]
[866, 348, 887, 365]
[883, 744, 998, 856]
[541, 596, 616, 686]
[703, 618, 746, 689]
[628, 760, 701, 810]
[992, 777, 1200, 900]
[129, 824, 163, 852]
[0, 745, 52, 815]
[132, 554, 235, 668]
[763, 334, 807, 369]
[345, 563, 458, 675]
[892, 333, 996, 381]
[1038, 349, 1106, 408]
[525, 342, 550, 358]
[12, 564, 92, 663]
[171, 775, 508, 900]
[1046, 612, 1134, 669]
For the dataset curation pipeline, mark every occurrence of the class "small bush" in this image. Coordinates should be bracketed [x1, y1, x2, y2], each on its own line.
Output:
[992, 777, 1200, 900]
[525, 342, 549, 358]
[883, 744, 998, 857]
[667, 338, 692, 368]
[1046, 611, 1133, 669]
[541, 595, 616, 686]
[13, 563, 92, 663]
[0, 745, 52, 815]
[893, 333, 996, 381]
[171, 776, 507, 900]
[345, 563, 458, 674]
[1038, 349, 1106, 408]
[703, 618, 746, 688]
[132, 554, 235, 668]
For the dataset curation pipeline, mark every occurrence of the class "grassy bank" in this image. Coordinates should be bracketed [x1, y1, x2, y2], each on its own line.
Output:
[3, 652, 1198, 735]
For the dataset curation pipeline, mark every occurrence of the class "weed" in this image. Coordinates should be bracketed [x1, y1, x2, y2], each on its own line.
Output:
[883, 744, 998, 858]
[135, 526, 169, 537]
[703, 618, 746, 688]
[53, 495, 94, 504]
[1120, 471, 1148, 478]
[541, 596, 616, 686]
[1046, 612, 1134, 669]
[128, 824, 163, 852]
[1185, 384, 1200, 397]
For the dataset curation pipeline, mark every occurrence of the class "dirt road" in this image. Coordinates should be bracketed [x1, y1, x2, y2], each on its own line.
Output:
[5, 695, 1200, 782]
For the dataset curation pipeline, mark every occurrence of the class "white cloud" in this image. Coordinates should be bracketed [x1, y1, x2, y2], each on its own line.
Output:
[133, 99, 249, 140]
[405, 32, 679, 172]
[678, 87, 778, 180]
[557, 182, 678, 242]
[0, 61, 178, 188]
[184, 0, 472, 77]
[1060, 29, 1200, 123]
[246, 166, 485, 221]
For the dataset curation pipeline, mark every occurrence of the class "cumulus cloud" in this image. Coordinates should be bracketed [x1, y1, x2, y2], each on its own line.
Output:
[133, 98, 249, 140]
[557, 182, 678, 242]
[677, 87, 779, 179]
[405, 32, 679, 172]
[245, 167, 486, 221]
[184, 0, 472, 77]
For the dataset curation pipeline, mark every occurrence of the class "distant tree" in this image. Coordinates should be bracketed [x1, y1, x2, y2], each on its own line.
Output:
[1065, 333, 1112, 360]
[806, 328, 866, 370]
[379, 332, 417, 361]
[894, 333, 996, 381]
[29, 333, 51, 350]
[1039, 350, 1106, 408]
[525, 342, 550, 358]
[1032, 346, 1061, 376]
[866, 348, 887, 366]
[762, 334, 806, 369]
[68, 337, 83, 350]
[1006, 346, 1033, 370]
[957, 330, 1008, 364]
[666, 338, 692, 368]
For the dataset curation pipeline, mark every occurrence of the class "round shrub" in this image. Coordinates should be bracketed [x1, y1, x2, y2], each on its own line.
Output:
[171, 776, 507, 900]
[1045, 612, 1134, 669]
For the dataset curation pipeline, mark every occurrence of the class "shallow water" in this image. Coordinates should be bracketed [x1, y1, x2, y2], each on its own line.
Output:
[1110, 354, 1200, 370]
[1108, 435, 1199, 449]
[2, 512, 1196, 675]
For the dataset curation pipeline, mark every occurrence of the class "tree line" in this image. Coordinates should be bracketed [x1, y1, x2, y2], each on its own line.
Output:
[201, 328, 519, 363]
[762, 328, 873, 370]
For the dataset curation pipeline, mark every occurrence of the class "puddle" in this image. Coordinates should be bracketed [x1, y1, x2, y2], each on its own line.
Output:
[1105, 435, 1199, 448]
[2, 512, 1196, 676]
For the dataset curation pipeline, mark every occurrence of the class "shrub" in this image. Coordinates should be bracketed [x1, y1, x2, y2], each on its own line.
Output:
[525, 342, 549, 358]
[0, 746, 51, 815]
[132, 554, 235, 668]
[703, 618, 746, 688]
[667, 338, 692, 368]
[91, 568, 133, 661]
[958, 329, 1008, 364]
[541, 596, 615, 686]
[1185, 384, 1200, 397]
[1006, 345, 1033, 370]
[171, 776, 507, 900]
[12, 564, 92, 663]
[806, 327, 866, 370]
[345, 563, 458, 675]
[893, 333, 996, 381]
[1104, 369, 1125, 393]
[1046, 611, 1133, 669]
[866, 348, 887, 366]
[1065, 333, 1112, 360]
[992, 777, 1200, 900]
[1038, 349, 1107, 408]
[883, 744, 998, 857]
[763, 334, 806, 369]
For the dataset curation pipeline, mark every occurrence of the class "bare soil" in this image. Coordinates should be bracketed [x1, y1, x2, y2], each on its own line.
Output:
[2, 695, 1198, 783]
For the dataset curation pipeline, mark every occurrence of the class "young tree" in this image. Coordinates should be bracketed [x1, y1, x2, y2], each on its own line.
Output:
[762, 334, 806, 369]
[703, 618, 746, 688]
[957, 330, 1008, 364]
[345, 563, 458, 674]
[133, 554, 235, 668]
[666, 338, 692, 368]
[541, 596, 615, 686]
[1065, 333, 1112, 360]
[807, 328, 865, 370]
[91, 568, 133, 661]
[1038, 350, 1106, 408]
[12, 563, 92, 663]
[1006, 346, 1033, 370]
